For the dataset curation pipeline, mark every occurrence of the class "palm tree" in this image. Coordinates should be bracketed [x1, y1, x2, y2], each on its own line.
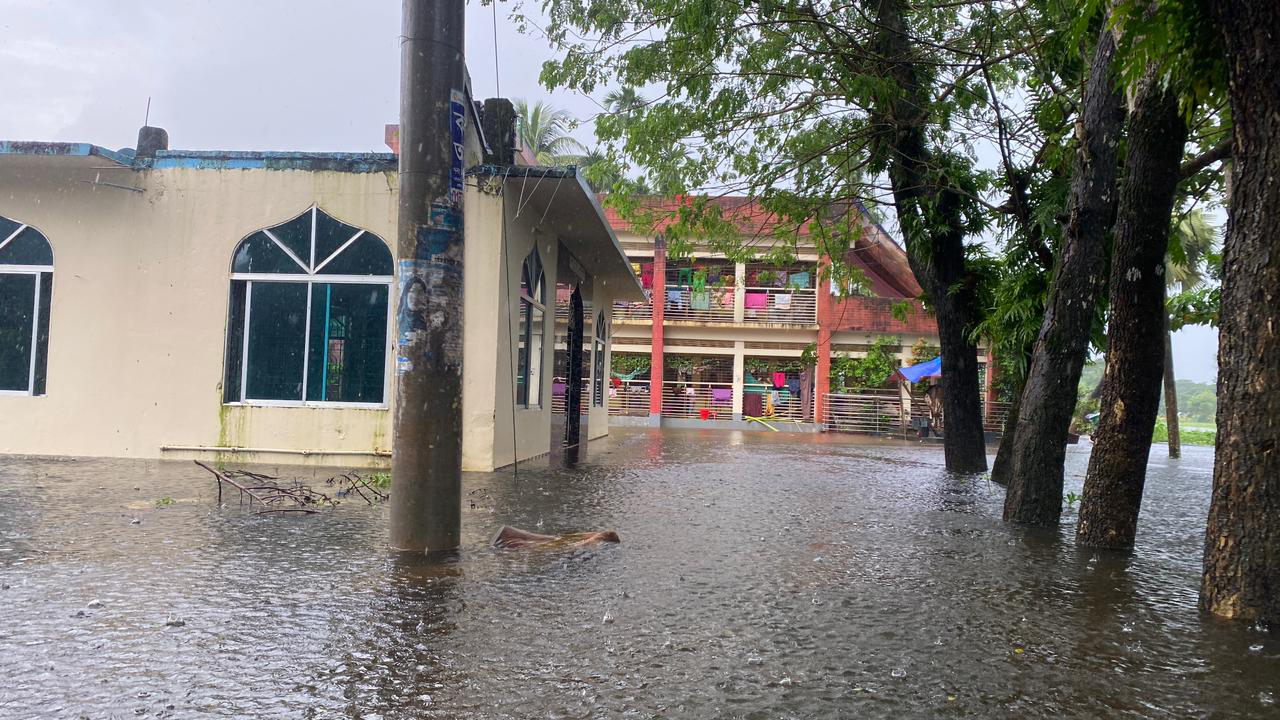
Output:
[1162, 210, 1217, 458]
[604, 87, 646, 117]
[514, 99, 585, 165]
[576, 149, 626, 193]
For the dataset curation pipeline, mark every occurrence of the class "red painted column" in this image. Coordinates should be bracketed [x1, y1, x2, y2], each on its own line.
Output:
[814, 255, 833, 424]
[648, 236, 667, 422]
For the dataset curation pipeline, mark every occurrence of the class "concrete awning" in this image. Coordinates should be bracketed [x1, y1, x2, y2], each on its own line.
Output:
[470, 165, 645, 302]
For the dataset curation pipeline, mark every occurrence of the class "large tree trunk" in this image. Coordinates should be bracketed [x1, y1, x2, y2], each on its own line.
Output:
[989, 372, 1024, 486]
[1001, 26, 1124, 524]
[1076, 73, 1188, 549]
[1200, 0, 1280, 625]
[875, 0, 987, 472]
[1162, 316, 1181, 459]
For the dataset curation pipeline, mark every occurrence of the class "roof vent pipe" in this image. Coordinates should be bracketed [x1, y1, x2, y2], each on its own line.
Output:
[136, 126, 169, 159]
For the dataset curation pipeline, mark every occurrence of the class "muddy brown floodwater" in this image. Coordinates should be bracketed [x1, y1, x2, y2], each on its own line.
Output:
[0, 429, 1276, 718]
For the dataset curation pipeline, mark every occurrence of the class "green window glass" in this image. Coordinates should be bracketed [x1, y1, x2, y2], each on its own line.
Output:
[0, 217, 54, 395]
[0, 273, 35, 391]
[305, 283, 388, 403]
[224, 207, 391, 405]
[516, 249, 545, 407]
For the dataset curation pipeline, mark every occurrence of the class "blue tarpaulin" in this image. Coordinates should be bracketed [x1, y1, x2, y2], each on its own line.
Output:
[894, 356, 942, 384]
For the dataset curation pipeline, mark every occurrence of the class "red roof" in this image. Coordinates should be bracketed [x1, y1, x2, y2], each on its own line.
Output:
[603, 195, 922, 299]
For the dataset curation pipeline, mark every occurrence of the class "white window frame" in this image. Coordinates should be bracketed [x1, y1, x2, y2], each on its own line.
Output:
[226, 206, 393, 409]
[518, 250, 546, 409]
[0, 221, 53, 397]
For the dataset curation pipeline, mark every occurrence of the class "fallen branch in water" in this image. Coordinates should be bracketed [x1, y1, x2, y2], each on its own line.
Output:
[194, 460, 324, 514]
[195, 461, 387, 514]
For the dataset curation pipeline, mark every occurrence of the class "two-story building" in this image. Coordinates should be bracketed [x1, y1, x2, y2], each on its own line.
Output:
[597, 197, 1000, 434]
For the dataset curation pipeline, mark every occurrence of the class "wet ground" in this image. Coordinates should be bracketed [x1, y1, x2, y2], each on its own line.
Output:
[1, 429, 1275, 719]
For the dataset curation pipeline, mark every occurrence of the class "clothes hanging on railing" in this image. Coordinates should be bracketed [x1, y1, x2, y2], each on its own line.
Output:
[690, 291, 711, 310]
[691, 271, 707, 293]
[772, 372, 786, 390]
[774, 293, 792, 309]
[744, 292, 768, 309]
[641, 263, 654, 289]
[666, 289, 685, 309]
[788, 271, 810, 288]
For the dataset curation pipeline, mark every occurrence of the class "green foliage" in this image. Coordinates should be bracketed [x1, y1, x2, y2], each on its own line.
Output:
[1166, 211, 1222, 330]
[532, 0, 1030, 297]
[745, 357, 803, 375]
[1153, 418, 1215, 446]
[514, 99, 585, 165]
[155, 496, 175, 507]
[611, 354, 651, 376]
[368, 473, 392, 489]
[1071, 386, 1100, 435]
[830, 337, 899, 393]
[1110, 0, 1227, 112]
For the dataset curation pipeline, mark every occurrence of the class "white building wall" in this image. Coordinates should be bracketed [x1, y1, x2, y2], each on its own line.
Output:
[0, 163, 398, 466]
[0, 156, 616, 469]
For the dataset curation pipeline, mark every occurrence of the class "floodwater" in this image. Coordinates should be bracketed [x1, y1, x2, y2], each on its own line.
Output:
[1, 430, 1275, 719]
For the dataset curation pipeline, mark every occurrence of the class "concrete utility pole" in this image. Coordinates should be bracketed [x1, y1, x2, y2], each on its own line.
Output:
[390, 0, 467, 553]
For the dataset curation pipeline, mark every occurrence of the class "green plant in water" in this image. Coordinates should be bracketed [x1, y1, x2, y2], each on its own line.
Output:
[156, 496, 175, 507]
[368, 473, 392, 489]
[1065, 492, 1080, 509]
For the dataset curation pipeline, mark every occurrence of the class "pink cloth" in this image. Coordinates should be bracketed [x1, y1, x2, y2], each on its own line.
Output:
[744, 292, 768, 309]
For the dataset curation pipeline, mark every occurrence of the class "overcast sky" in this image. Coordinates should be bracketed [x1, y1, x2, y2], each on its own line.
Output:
[0, 0, 1219, 383]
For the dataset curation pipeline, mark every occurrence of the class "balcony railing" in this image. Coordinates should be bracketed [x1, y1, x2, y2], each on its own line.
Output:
[607, 378, 652, 417]
[662, 287, 736, 323]
[824, 391, 1013, 436]
[551, 377, 590, 416]
[825, 390, 908, 435]
[743, 382, 814, 421]
[742, 287, 816, 325]
[612, 286, 816, 325]
[613, 297, 653, 322]
[659, 381, 736, 419]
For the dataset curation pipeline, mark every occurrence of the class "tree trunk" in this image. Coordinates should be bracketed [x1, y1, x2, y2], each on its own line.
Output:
[1162, 316, 1181, 459]
[1076, 73, 1188, 550]
[989, 372, 1025, 486]
[1001, 26, 1124, 524]
[875, 0, 987, 472]
[1200, 0, 1280, 625]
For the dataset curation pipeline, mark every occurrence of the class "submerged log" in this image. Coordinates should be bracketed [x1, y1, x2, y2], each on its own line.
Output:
[493, 526, 620, 550]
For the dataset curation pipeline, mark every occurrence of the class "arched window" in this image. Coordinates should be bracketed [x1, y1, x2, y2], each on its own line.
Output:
[0, 216, 53, 396]
[516, 248, 545, 407]
[223, 206, 392, 405]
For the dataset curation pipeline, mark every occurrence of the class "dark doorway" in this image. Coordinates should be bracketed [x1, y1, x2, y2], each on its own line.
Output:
[550, 272, 587, 465]
[563, 287, 585, 457]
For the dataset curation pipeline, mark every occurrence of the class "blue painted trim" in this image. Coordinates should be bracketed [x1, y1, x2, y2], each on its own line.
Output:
[0, 141, 132, 166]
[151, 150, 396, 173]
